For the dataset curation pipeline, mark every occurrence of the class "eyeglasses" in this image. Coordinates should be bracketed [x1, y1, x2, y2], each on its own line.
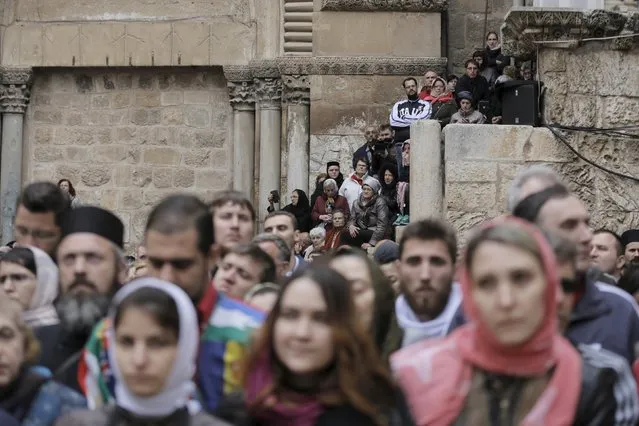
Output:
[13, 225, 59, 242]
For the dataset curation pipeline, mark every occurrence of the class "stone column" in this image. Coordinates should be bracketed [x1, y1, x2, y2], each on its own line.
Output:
[0, 67, 33, 242]
[282, 75, 310, 197]
[224, 66, 256, 198]
[254, 69, 282, 221]
[410, 120, 444, 219]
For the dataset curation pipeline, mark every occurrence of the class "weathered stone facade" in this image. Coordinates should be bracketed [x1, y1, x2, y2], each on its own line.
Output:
[25, 68, 231, 245]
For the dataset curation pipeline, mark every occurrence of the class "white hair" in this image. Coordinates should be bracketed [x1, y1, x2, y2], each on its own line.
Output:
[309, 227, 326, 239]
[506, 165, 565, 212]
[323, 179, 338, 189]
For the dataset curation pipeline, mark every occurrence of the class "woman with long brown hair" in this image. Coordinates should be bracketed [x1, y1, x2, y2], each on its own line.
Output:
[392, 218, 616, 425]
[216, 266, 412, 425]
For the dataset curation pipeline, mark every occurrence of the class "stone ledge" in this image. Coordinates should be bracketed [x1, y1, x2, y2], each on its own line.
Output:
[501, 7, 637, 59]
[1, 20, 256, 67]
[281, 56, 447, 76]
[229, 56, 447, 78]
[321, 0, 448, 12]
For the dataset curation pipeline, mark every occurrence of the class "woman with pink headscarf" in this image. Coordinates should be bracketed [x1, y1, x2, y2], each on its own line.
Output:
[391, 218, 615, 425]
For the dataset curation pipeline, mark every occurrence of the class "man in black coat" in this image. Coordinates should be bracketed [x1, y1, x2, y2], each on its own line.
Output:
[456, 59, 490, 107]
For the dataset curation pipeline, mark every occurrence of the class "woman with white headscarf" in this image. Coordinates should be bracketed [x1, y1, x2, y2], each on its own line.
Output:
[55, 277, 229, 426]
[0, 246, 59, 328]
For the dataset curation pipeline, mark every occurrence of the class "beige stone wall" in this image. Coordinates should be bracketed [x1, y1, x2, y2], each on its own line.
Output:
[0, 0, 258, 66]
[447, 0, 511, 73]
[308, 75, 407, 187]
[24, 68, 231, 248]
[314, 12, 442, 57]
[538, 43, 639, 232]
[442, 121, 639, 245]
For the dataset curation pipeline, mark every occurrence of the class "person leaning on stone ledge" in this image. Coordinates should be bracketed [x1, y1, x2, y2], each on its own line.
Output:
[450, 91, 485, 124]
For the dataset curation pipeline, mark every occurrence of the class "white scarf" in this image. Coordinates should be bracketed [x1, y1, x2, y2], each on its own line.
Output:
[108, 278, 199, 417]
[23, 246, 59, 328]
[395, 283, 462, 348]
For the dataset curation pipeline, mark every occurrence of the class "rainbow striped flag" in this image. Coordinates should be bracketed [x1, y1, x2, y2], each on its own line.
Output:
[79, 292, 265, 412]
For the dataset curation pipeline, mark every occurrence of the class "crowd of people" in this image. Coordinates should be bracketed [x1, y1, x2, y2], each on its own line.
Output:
[0, 161, 639, 425]
[390, 31, 536, 130]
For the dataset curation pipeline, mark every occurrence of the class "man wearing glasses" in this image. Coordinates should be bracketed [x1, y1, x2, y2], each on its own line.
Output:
[455, 58, 490, 107]
[13, 181, 69, 257]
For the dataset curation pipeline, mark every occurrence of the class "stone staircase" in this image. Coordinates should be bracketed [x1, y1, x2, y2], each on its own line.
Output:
[283, 0, 313, 56]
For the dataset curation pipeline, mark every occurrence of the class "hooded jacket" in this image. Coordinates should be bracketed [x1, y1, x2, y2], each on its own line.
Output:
[566, 270, 639, 365]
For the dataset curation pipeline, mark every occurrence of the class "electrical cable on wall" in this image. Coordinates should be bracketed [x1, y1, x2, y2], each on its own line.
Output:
[545, 125, 639, 183]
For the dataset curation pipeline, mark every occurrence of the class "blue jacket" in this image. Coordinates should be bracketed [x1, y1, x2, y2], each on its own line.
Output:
[0, 409, 19, 426]
[23, 381, 86, 426]
[567, 277, 639, 365]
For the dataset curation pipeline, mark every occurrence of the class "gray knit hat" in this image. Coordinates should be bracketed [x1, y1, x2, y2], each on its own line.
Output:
[363, 177, 381, 193]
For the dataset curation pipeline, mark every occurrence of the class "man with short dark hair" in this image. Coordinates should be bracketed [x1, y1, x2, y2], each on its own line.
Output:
[591, 229, 625, 281]
[43, 206, 125, 392]
[373, 240, 400, 294]
[396, 219, 463, 348]
[390, 77, 431, 145]
[549, 233, 639, 425]
[213, 243, 276, 299]
[81, 194, 265, 412]
[209, 190, 256, 251]
[253, 232, 292, 281]
[13, 181, 69, 257]
[514, 185, 639, 364]
[263, 211, 306, 277]
[455, 59, 490, 107]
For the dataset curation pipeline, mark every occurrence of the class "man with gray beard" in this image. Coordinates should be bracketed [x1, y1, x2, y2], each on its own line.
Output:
[37, 206, 125, 392]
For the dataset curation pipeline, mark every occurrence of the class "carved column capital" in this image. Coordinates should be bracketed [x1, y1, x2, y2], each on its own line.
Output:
[0, 67, 33, 114]
[227, 80, 255, 111]
[254, 78, 282, 110]
[282, 75, 310, 106]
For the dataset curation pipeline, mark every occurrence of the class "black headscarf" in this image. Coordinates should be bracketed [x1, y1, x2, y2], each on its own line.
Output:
[283, 189, 312, 233]
[326, 161, 344, 189]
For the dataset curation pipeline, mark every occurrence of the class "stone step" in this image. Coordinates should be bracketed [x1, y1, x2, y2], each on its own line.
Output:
[284, 32, 313, 42]
[283, 41, 313, 53]
[284, 2, 314, 12]
[283, 12, 313, 22]
[284, 22, 313, 32]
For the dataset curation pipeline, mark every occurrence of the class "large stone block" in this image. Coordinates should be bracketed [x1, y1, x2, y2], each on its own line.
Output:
[143, 148, 181, 165]
[446, 161, 497, 182]
[81, 166, 112, 187]
[79, 23, 127, 67]
[444, 124, 532, 161]
[43, 24, 80, 66]
[447, 182, 497, 212]
[603, 96, 639, 126]
[314, 12, 441, 57]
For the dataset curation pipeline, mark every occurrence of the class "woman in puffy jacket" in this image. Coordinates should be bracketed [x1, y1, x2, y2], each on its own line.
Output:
[342, 177, 389, 250]
[392, 218, 616, 426]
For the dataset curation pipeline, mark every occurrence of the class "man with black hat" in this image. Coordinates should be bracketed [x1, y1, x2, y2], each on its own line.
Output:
[621, 229, 639, 268]
[513, 185, 639, 364]
[38, 206, 125, 392]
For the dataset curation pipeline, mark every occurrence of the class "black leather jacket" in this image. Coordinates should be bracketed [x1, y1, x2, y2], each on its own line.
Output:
[453, 360, 616, 426]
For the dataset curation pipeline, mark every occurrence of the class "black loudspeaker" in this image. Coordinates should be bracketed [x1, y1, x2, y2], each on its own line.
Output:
[501, 81, 541, 126]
